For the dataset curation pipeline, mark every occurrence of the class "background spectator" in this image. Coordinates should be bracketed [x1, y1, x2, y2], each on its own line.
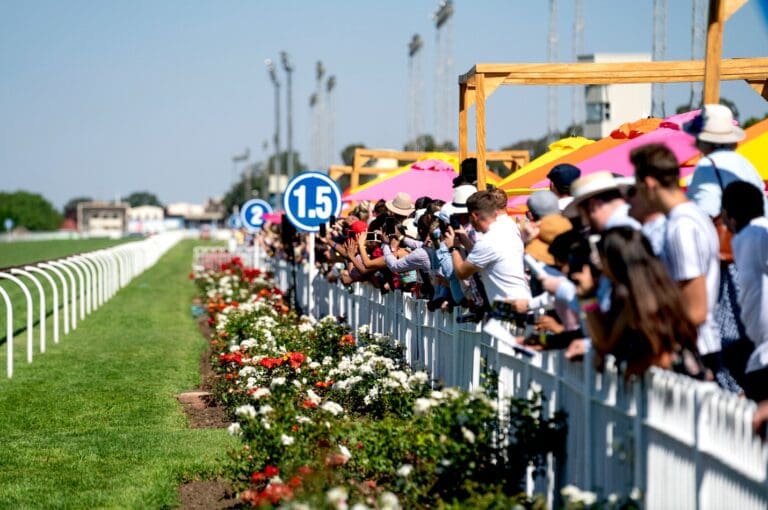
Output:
[547, 163, 581, 211]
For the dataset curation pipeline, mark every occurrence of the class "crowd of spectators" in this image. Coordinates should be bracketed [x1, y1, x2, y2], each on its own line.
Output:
[258, 104, 768, 431]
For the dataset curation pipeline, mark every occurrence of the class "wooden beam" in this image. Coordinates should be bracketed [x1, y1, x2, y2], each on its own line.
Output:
[475, 73, 487, 191]
[459, 83, 468, 163]
[704, 0, 726, 103]
[746, 78, 768, 100]
[723, 0, 748, 21]
[457, 58, 768, 87]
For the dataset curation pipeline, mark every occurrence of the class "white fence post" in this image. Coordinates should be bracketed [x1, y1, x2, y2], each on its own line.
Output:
[26, 266, 60, 345]
[0, 286, 13, 378]
[0, 272, 34, 363]
[40, 263, 70, 335]
[10, 268, 46, 354]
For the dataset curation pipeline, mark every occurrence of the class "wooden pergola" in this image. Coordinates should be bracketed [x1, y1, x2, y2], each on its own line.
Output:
[458, 0, 768, 190]
[338, 148, 530, 190]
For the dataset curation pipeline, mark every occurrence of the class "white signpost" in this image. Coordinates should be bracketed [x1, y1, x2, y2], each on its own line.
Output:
[282, 172, 342, 311]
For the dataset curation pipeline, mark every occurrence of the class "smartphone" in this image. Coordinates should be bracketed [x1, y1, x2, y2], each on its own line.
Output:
[449, 215, 462, 230]
[329, 215, 336, 226]
[366, 231, 380, 243]
[319, 223, 327, 238]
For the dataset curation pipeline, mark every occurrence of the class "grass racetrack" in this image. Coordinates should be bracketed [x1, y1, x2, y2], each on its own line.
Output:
[0, 240, 235, 509]
[0, 238, 132, 268]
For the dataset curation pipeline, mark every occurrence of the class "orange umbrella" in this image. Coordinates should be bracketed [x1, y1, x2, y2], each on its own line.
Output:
[499, 118, 662, 192]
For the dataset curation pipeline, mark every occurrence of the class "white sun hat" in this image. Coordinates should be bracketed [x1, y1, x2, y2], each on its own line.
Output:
[683, 103, 745, 144]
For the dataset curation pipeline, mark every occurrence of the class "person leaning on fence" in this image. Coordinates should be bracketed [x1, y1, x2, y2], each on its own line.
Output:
[581, 227, 706, 379]
[444, 190, 531, 305]
[630, 143, 738, 390]
[684, 104, 766, 390]
[722, 181, 768, 402]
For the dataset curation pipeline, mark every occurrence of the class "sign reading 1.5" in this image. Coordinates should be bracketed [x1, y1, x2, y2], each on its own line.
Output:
[283, 172, 342, 232]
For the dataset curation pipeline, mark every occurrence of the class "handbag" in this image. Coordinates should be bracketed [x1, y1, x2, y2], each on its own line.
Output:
[708, 157, 735, 263]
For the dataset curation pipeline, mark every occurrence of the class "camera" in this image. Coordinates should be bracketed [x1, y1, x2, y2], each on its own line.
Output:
[488, 301, 535, 326]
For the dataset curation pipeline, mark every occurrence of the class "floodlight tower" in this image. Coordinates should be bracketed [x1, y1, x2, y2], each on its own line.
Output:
[312, 61, 325, 169]
[407, 34, 424, 150]
[433, 0, 454, 146]
[309, 93, 318, 170]
[547, 0, 559, 140]
[571, 0, 584, 128]
[325, 75, 337, 170]
[265, 58, 281, 208]
[652, 0, 668, 117]
[281, 52, 295, 181]
[689, 0, 706, 108]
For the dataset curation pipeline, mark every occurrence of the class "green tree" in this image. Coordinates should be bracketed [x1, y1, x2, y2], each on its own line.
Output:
[0, 191, 62, 231]
[222, 151, 308, 213]
[63, 196, 92, 220]
[122, 191, 162, 208]
[341, 143, 365, 166]
[675, 97, 740, 119]
[743, 112, 768, 129]
[403, 134, 456, 152]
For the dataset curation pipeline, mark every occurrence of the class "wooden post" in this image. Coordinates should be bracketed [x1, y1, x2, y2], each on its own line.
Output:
[475, 73, 487, 191]
[351, 151, 362, 191]
[703, 0, 726, 104]
[459, 83, 468, 164]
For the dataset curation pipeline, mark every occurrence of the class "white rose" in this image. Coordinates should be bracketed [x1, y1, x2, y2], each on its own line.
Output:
[396, 464, 413, 477]
[227, 422, 242, 437]
[281, 434, 295, 446]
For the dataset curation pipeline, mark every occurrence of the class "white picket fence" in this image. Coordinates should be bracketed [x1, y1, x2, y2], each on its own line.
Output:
[263, 257, 768, 510]
[0, 232, 183, 378]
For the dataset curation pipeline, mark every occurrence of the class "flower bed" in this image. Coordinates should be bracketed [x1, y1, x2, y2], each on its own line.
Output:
[193, 258, 567, 509]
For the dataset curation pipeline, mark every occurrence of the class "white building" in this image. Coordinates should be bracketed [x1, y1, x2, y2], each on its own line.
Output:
[127, 205, 165, 234]
[579, 53, 652, 139]
[77, 201, 129, 237]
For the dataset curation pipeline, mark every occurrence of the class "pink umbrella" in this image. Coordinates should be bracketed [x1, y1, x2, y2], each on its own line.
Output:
[262, 212, 283, 224]
[507, 110, 703, 211]
[343, 162, 458, 202]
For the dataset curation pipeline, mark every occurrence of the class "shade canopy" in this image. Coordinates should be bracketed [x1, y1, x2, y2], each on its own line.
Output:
[343, 153, 459, 203]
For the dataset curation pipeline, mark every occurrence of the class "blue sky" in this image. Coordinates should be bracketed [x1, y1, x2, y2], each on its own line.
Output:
[1, 0, 767, 209]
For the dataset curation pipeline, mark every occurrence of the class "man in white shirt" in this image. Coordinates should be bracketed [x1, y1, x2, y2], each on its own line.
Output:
[631, 143, 726, 384]
[684, 104, 767, 218]
[445, 190, 531, 302]
[722, 181, 768, 401]
[563, 171, 641, 232]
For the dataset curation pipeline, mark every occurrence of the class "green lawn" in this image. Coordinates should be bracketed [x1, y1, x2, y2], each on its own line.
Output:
[0, 237, 132, 268]
[0, 237, 134, 343]
[0, 240, 235, 509]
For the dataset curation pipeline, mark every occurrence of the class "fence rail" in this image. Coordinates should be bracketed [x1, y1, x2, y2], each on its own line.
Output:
[0, 232, 183, 378]
[261, 256, 768, 509]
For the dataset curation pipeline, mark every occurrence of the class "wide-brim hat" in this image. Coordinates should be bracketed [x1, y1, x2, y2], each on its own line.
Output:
[402, 218, 419, 239]
[450, 184, 477, 215]
[683, 104, 745, 144]
[563, 171, 632, 218]
[385, 192, 415, 216]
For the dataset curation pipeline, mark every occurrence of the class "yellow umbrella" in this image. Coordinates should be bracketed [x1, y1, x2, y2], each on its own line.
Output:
[497, 136, 594, 190]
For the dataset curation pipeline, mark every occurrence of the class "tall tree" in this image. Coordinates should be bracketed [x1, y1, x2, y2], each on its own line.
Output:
[122, 191, 162, 208]
[341, 143, 365, 166]
[0, 191, 62, 231]
[63, 196, 92, 220]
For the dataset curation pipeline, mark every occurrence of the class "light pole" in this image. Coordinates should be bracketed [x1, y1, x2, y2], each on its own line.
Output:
[281, 52, 294, 182]
[265, 59, 282, 209]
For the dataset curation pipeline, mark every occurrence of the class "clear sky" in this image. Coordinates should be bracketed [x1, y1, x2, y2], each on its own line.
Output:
[1, 0, 767, 209]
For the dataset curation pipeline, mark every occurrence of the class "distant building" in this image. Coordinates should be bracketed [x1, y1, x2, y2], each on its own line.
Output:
[127, 205, 165, 234]
[77, 201, 129, 236]
[579, 53, 652, 139]
[165, 198, 225, 229]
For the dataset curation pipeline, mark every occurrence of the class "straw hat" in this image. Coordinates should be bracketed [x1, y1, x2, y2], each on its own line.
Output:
[401, 218, 419, 239]
[683, 104, 745, 144]
[385, 192, 415, 216]
[563, 171, 632, 218]
[525, 214, 573, 266]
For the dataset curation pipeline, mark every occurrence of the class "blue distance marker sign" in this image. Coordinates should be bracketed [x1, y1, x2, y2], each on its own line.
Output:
[282, 172, 342, 232]
[227, 214, 242, 229]
[239, 198, 273, 231]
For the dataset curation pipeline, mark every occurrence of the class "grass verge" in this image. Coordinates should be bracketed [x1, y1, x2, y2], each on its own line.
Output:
[0, 239, 235, 509]
[0, 238, 132, 268]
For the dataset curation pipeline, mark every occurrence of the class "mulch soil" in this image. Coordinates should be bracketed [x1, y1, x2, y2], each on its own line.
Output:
[176, 312, 240, 509]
